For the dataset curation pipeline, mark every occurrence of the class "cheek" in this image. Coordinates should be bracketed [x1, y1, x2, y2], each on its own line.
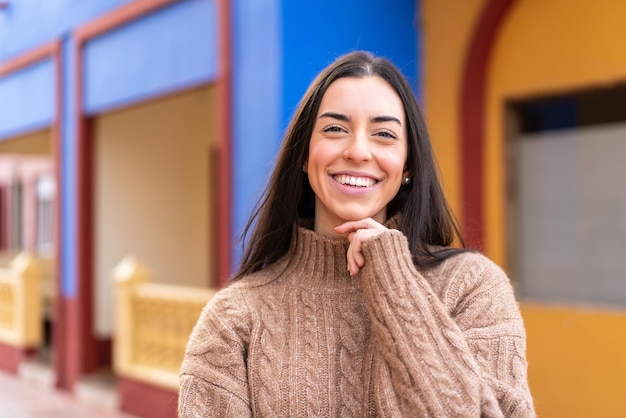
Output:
[308, 142, 336, 170]
[380, 152, 408, 178]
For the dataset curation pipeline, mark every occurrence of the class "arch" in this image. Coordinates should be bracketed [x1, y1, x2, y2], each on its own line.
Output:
[459, 0, 518, 251]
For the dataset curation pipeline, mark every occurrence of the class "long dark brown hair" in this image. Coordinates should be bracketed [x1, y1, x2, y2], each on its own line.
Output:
[232, 51, 464, 281]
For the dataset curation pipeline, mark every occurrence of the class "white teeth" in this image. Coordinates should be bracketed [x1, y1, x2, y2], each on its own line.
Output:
[334, 175, 376, 187]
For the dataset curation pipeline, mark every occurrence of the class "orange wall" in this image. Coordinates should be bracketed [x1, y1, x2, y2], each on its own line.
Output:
[486, 0, 626, 266]
[423, 0, 626, 416]
[523, 305, 626, 417]
[422, 0, 488, 219]
[488, 4, 626, 412]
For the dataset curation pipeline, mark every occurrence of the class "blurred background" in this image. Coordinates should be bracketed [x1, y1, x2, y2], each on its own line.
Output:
[0, 0, 624, 417]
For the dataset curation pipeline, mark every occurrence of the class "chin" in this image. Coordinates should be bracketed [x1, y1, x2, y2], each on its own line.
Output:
[337, 209, 385, 223]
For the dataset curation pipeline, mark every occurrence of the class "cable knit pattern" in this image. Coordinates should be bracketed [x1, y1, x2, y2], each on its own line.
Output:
[178, 224, 536, 417]
[300, 289, 322, 417]
[337, 295, 368, 417]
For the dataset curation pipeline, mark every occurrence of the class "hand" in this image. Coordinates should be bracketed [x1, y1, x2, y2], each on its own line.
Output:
[334, 218, 389, 276]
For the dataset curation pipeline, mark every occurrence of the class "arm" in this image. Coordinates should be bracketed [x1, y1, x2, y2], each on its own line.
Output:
[178, 288, 252, 417]
[359, 230, 535, 417]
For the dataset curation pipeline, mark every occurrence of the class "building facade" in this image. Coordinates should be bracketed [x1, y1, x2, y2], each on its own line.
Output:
[423, 0, 626, 416]
[4, 0, 626, 417]
[0, 0, 418, 416]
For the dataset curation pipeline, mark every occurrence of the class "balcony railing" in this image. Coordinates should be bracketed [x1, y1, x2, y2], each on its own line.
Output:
[112, 256, 215, 391]
[0, 253, 42, 348]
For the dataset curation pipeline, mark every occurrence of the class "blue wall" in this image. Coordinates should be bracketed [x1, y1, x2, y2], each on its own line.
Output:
[231, 0, 283, 265]
[0, 0, 131, 138]
[0, 58, 55, 138]
[0, 0, 131, 62]
[1, 0, 420, 283]
[0, 0, 220, 296]
[230, 0, 419, 268]
[282, 0, 418, 127]
[84, 0, 217, 114]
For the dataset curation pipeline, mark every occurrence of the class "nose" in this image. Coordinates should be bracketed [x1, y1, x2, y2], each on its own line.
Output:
[343, 132, 372, 162]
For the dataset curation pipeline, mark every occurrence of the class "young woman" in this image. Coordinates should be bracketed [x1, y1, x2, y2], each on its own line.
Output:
[178, 51, 535, 417]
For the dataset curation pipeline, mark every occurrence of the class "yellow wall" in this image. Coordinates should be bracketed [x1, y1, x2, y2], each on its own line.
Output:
[0, 129, 51, 154]
[422, 0, 488, 218]
[94, 86, 217, 337]
[488, 3, 626, 413]
[486, 0, 626, 265]
[424, 0, 626, 416]
[523, 305, 626, 417]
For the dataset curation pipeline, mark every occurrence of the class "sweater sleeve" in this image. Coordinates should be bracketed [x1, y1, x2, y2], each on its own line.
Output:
[359, 230, 535, 417]
[178, 287, 252, 417]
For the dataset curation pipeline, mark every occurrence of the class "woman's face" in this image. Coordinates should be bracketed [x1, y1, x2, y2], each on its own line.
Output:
[306, 76, 408, 237]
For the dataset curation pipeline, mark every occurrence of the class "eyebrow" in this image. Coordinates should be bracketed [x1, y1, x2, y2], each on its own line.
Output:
[319, 112, 402, 126]
[371, 115, 403, 126]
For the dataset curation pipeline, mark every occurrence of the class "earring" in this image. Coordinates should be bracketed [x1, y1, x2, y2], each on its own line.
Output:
[302, 164, 307, 173]
[402, 176, 411, 185]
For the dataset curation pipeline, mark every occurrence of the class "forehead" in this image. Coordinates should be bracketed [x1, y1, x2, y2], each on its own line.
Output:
[318, 76, 405, 120]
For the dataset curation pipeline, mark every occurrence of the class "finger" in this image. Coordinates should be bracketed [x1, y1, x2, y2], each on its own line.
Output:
[347, 249, 359, 276]
[335, 218, 386, 234]
[347, 233, 364, 275]
[354, 251, 364, 268]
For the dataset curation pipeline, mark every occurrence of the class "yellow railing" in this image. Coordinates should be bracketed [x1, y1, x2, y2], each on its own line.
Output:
[0, 253, 42, 348]
[112, 256, 216, 391]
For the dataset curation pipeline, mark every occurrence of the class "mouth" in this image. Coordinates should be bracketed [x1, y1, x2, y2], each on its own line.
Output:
[333, 174, 378, 188]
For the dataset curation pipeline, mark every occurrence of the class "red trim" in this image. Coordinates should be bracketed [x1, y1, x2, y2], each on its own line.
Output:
[216, 0, 232, 287]
[0, 187, 6, 250]
[0, 42, 58, 77]
[0, 343, 36, 375]
[55, 298, 82, 388]
[460, 0, 518, 251]
[69, 0, 181, 389]
[96, 336, 112, 367]
[75, 0, 179, 43]
[118, 377, 178, 418]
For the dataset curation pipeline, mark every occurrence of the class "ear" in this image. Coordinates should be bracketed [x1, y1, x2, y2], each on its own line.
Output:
[303, 161, 308, 173]
[402, 170, 411, 185]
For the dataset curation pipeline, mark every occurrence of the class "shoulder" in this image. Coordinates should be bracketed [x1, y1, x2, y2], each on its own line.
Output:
[227, 252, 296, 290]
[184, 284, 252, 355]
[197, 261, 291, 322]
[424, 250, 520, 317]
[204, 265, 283, 318]
[434, 250, 507, 283]
[422, 249, 507, 283]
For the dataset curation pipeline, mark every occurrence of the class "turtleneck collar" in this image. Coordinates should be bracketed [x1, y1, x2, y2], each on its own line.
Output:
[269, 213, 402, 294]
[280, 227, 355, 293]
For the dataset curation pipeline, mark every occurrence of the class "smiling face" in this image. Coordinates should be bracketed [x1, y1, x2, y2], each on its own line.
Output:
[306, 76, 409, 237]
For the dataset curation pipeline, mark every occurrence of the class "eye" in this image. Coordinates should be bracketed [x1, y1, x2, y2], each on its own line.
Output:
[322, 125, 346, 134]
[375, 130, 397, 140]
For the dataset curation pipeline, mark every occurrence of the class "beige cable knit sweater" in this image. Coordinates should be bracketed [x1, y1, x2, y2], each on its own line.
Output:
[178, 225, 535, 417]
